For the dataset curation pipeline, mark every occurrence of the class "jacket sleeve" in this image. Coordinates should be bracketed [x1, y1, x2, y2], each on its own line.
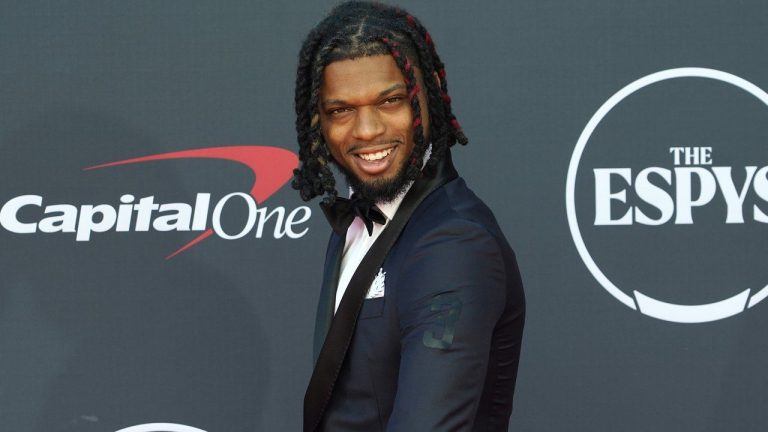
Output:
[386, 219, 516, 431]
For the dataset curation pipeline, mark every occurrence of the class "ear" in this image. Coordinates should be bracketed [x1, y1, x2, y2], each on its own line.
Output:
[432, 71, 441, 88]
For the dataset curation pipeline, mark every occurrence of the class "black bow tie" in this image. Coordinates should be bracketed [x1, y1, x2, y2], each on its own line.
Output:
[321, 194, 387, 237]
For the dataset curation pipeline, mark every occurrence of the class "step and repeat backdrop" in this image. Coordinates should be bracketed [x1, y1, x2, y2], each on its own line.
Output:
[2, 1, 767, 431]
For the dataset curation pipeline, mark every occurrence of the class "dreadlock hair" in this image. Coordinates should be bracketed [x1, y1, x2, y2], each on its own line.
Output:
[291, 1, 468, 204]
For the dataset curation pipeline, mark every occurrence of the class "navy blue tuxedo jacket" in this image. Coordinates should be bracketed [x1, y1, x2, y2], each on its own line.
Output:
[309, 156, 525, 431]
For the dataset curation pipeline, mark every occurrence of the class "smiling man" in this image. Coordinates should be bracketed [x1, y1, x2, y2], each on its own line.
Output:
[320, 54, 421, 201]
[292, 2, 525, 431]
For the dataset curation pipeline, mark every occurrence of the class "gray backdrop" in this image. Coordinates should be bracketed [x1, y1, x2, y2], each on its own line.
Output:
[2, 1, 767, 431]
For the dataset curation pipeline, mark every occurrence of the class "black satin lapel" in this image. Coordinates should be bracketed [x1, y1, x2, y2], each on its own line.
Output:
[304, 154, 459, 431]
[313, 233, 344, 365]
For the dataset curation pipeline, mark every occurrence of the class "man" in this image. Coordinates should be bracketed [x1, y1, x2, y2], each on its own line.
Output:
[292, 2, 525, 431]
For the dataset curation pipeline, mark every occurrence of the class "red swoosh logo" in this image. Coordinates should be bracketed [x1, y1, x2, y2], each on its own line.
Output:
[85, 146, 298, 259]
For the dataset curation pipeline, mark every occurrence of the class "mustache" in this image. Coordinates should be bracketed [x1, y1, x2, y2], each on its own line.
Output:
[347, 139, 403, 153]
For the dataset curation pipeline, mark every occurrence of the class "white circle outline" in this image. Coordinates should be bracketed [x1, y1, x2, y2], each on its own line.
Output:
[565, 67, 768, 320]
[115, 423, 207, 432]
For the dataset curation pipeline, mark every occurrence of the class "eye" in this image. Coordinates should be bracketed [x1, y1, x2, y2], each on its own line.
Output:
[327, 107, 353, 116]
[382, 96, 405, 105]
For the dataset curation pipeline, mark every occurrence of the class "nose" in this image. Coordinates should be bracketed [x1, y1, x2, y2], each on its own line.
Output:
[352, 106, 385, 141]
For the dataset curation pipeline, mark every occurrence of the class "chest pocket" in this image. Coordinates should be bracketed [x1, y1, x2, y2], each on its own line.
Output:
[360, 297, 385, 319]
[359, 267, 387, 319]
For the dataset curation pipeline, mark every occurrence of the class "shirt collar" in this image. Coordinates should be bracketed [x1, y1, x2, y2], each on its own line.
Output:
[376, 184, 411, 221]
[346, 182, 409, 222]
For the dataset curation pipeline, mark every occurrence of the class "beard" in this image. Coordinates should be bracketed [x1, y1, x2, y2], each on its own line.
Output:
[337, 155, 413, 204]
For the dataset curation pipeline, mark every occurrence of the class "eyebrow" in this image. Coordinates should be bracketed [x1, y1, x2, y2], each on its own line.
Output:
[322, 83, 406, 106]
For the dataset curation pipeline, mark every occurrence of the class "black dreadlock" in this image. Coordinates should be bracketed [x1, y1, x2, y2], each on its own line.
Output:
[291, 1, 468, 204]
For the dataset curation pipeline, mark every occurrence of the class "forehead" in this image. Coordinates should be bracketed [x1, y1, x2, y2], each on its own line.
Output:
[320, 55, 406, 101]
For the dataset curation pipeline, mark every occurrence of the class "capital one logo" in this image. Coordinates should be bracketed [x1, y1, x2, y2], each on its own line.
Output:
[566, 68, 768, 323]
[0, 145, 308, 259]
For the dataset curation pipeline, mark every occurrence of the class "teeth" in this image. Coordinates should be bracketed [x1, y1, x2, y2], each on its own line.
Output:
[359, 148, 393, 161]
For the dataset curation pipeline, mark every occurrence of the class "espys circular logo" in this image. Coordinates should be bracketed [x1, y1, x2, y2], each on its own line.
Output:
[566, 68, 768, 323]
[115, 423, 206, 432]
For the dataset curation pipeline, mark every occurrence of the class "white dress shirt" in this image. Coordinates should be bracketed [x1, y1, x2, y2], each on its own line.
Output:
[334, 189, 408, 312]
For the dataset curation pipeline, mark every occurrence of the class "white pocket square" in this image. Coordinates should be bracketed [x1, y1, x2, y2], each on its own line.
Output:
[366, 268, 386, 299]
